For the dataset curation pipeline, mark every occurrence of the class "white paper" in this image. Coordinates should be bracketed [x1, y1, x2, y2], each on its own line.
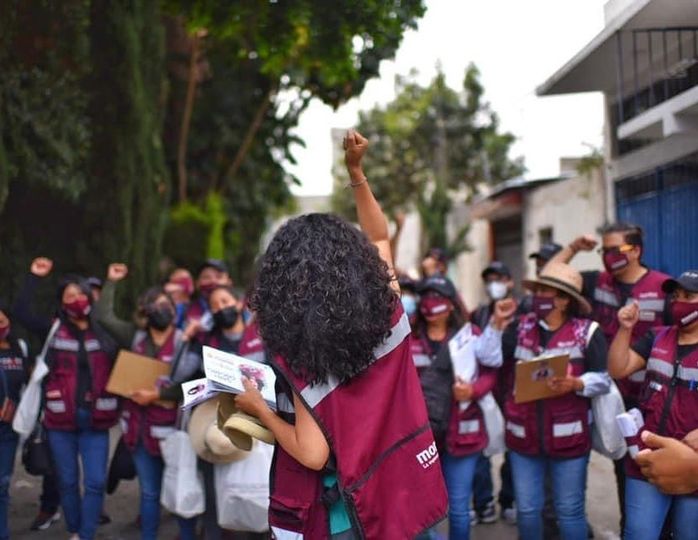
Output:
[615, 408, 644, 437]
[180, 377, 218, 410]
[448, 323, 478, 411]
[203, 346, 277, 409]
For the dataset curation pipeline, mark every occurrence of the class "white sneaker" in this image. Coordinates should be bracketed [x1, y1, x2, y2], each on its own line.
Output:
[502, 505, 517, 525]
[469, 508, 478, 525]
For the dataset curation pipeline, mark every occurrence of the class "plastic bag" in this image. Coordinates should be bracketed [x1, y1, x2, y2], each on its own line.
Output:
[160, 430, 205, 518]
[215, 441, 273, 532]
[480, 392, 505, 457]
[591, 380, 627, 460]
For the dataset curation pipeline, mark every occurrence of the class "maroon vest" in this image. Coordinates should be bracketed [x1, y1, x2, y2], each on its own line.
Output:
[268, 305, 448, 539]
[43, 321, 119, 431]
[593, 269, 669, 402]
[626, 327, 698, 482]
[239, 320, 266, 364]
[504, 314, 593, 458]
[121, 330, 180, 456]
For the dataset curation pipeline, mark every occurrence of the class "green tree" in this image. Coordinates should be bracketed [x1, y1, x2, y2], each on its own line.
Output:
[332, 64, 524, 258]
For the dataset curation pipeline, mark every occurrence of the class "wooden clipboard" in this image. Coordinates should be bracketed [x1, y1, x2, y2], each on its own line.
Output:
[106, 350, 176, 408]
[514, 354, 570, 404]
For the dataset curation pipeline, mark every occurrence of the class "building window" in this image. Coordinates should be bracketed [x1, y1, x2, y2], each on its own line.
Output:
[538, 227, 553, 246]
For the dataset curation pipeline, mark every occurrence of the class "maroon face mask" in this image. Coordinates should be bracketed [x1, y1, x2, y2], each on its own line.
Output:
[671, 301, 698, 328]
[602, 250, 630, 273]
[532, 295, 555, 319]
[0, 326, 9, 341]
[198, 282, 217, 299]
[419, 296, 452, 318]
[63, 297, 91, 320]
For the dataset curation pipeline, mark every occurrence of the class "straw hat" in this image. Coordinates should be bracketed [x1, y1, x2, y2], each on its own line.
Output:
[188, 400, 249, 464]
[217, 393, 275, 451]
[522, 262, 592, 315]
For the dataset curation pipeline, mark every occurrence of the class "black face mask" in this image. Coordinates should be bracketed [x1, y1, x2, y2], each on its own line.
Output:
[147, 307, 174, 331]
[214, 306, 239, 329]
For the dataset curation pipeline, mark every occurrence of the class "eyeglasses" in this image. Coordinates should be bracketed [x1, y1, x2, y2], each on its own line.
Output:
[597, 244, 635, 255]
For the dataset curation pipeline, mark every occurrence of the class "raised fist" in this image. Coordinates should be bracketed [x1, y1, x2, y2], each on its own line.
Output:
[492, 298, 517, 330]
[107, 263, 129, 282]
[30, 257, 53, 277]
[570, 234, 598, 253]
[618, 301, 640, 330]
[344, 129, 368, 172]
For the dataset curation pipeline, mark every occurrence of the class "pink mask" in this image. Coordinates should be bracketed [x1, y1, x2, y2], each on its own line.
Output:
[420, 296, 452, 318]
[603, 250, 630, 273]
[0, 326, 9, 341]
[671, 301, 698, 328]
[171, 277, 194, 297]
[63, 298, 91, 320]
[532, 295, 555, 319]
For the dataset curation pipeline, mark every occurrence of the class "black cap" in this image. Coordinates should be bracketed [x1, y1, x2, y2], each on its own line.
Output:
[196, 258, 229, 276]
[86, 276, 103, 289]
[662, 270, 698, 294]
[417, 273, 458, 300]
[424, 247, 449, 265]
[57, 275, 92, 302]
[481, 261, 511, 280]
[529, 242, 563, 262]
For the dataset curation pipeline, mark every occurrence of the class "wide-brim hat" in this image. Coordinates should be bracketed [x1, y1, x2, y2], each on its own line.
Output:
[188, 399, 249, 464]
[217, 393, 275, 450]
[522, 262, 592, 315]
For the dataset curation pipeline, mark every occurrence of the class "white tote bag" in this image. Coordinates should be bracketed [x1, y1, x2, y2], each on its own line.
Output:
[480, 392, 505, 457]
[13, 321, 59, 437]
[215, 441, 273, 532]
[591, 380, 627, 460]
[160, 430, 205, 518]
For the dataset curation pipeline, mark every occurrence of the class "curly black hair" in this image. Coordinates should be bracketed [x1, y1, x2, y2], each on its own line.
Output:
[250, 213, 397, 386]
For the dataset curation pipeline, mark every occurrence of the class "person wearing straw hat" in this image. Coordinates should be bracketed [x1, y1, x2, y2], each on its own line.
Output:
[501, 262, 610, 540]
[229, 130, 448, 540]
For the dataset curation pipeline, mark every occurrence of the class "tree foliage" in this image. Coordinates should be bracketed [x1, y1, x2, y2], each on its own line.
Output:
[332, 65, 524, 257]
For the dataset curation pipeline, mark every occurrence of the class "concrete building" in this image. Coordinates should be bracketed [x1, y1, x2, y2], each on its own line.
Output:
[537, 0, 698, 276]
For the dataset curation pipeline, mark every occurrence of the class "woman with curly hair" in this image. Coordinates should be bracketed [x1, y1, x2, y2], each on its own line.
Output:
[233, 130, 447, 539]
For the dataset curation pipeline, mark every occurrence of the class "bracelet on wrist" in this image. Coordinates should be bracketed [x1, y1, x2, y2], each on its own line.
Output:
[345, 177, 368, 189]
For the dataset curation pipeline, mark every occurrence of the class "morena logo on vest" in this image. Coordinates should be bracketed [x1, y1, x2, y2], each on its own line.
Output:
[416, 442, 439, 469]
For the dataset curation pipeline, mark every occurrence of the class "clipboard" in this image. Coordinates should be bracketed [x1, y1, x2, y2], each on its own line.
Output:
[106, 350, 176, 408]
[514, 354, 570, 404]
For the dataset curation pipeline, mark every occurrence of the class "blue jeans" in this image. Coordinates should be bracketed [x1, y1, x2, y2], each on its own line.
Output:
[442, 452, 480, 540]
[624, 477, 698, 539]
[509, 451, 588, 540]
[0, 424, 18, 540]
[131, 443, 197, 540]
[47, 409, 109, 540]
[472, 454, 494, 511]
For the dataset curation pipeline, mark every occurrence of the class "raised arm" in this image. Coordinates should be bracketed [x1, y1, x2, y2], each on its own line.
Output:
[93, 263, 136, 349]
[608, 301, 647, 379]
[550, 234, 598, 265]
[344, 129, 399, 293]
[12, 257, 54, 340]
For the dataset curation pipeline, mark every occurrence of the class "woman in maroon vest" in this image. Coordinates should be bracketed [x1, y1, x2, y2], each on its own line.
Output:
[14, 257, 119, 540]
[608, 270, 698, 539]
[95, 264, 196, 540]
[231, 130, 448, 539]
[502, 262, 609, 540]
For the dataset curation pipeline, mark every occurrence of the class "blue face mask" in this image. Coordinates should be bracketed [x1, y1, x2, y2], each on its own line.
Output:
[401, 294, 418, 316]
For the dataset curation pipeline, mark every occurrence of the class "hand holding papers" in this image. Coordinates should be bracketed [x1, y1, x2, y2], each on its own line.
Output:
[514, 354, 570, 404]
[449, 323, 478, 411]
[616, 408, 644, 458]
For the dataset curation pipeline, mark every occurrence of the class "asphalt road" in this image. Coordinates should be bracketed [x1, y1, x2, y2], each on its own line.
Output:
[9, 434, 621, 539]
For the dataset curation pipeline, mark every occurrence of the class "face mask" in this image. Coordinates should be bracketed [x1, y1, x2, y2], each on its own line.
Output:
[420, 296, 452, 318]
[486, 281, 508, 300]
[199, 283, 217, 299]
[532, 295, 555, 319]
[171, 277, 194, 297]
[214, 306, 239, 329]
[0, 326, 9, 341]
[147, 306, 174, 330]
[401, 295, 418, 317]
[671, 300, 698, 328]
[63, 298, 91, 320]
[602, 250, 630, 273]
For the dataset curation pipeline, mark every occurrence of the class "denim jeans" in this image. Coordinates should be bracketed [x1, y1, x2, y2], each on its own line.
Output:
[442, 452, 480, 540]
[624, 477, 698, 540]
[472, 454, 494, 511]
[131, 442, 197, 540]
[47, 409, 109, 540]
[0, 424, 18, 540]
[509, 451, 589, 540]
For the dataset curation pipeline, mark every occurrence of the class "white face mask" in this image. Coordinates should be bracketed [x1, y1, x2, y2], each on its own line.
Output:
[486, 281, 508, 300]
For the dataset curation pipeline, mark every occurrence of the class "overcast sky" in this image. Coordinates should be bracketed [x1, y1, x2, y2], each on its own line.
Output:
[285, 0, 609, 196]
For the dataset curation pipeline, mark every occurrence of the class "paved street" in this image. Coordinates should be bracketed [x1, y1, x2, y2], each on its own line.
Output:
[8, 430, 621, 540]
